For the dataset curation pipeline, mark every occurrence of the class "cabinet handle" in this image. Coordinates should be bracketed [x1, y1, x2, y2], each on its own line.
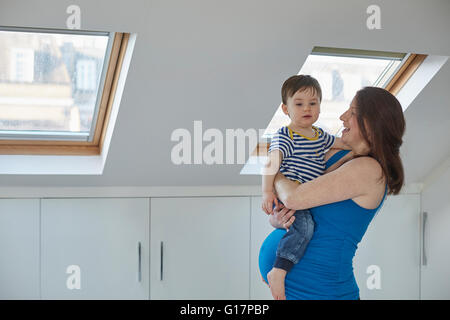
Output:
[160, 241, 164, 281]
[422, 212, 428, 266]
[137, 242, 142, 282]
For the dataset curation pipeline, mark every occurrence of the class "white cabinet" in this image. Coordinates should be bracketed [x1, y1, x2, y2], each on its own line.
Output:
[41, 198, 149, 299]
[0, 199, 40, 299]
[250, 196, 276, 300]
[420, 167, 450, 299]
[354, 194, 421, 299]
[0, 192, 427, 300]
[150, 197, 250, 299]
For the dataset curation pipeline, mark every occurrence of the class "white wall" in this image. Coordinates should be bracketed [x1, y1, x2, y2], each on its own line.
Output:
[0, 0, 448, 187]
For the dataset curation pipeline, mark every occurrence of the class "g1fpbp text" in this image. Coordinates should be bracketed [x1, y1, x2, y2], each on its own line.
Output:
[179, 304, 270, 317]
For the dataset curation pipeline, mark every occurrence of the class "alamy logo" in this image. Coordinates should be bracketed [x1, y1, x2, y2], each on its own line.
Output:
[66, 265, 81, 290]
[66, 5, 81, 30]
[366, 264, 381, 290]
[366, 5, 381, 30]
[170, 120, 267, 166]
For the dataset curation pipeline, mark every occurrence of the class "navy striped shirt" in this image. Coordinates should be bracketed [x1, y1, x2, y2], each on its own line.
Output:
[268, 126, 335, 183]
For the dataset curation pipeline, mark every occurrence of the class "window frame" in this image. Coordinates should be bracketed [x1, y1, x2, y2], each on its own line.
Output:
[0, 27, 130, 155]
[384, 53, 428, 95]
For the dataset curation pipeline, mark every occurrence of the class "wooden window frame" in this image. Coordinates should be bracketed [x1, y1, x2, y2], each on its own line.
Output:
[252, 52, 428, 157]
[0, 33, 130, 155]
[384, 53, 427, 95]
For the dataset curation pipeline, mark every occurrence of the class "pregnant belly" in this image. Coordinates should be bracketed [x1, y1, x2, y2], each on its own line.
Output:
[259, 229, 359, 299]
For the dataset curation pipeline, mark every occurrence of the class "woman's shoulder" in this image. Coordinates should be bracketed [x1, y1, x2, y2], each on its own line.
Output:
[326, 154, 383, 188]
[326, 150, 383, 182]
[341, 156, 384, 184]
[348, 156, 383, 176]
[344, 156, 386, 209]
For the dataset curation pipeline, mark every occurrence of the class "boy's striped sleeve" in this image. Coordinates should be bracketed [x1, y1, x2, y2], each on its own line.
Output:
[321, 129, 336, 151]
[268, 127, 293, 159]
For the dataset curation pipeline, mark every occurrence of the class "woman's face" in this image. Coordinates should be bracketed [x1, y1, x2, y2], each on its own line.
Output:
[339, 97, 370, 153]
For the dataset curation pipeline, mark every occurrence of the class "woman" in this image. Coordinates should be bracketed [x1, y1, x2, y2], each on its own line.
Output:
[259, 87, 405, 300]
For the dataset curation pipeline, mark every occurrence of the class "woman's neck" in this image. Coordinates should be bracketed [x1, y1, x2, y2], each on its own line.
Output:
[352, 142, 371, 156]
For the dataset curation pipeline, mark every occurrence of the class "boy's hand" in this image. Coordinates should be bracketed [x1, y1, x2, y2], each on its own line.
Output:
[262, 191, 279, 215]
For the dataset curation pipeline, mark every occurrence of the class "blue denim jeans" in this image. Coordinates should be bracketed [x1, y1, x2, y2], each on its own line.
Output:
[274, 208, 314, 272]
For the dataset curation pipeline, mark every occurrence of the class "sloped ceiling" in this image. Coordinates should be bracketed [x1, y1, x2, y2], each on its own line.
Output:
[0, 0, 449, 186]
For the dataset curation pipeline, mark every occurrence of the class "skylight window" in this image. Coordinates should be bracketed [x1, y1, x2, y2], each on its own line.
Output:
[263, 47, 421, 139]
[0, 27, 111, 141]
[0, 26, 131, 155]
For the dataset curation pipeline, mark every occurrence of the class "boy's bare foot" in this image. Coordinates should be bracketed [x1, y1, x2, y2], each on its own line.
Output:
[267, 267, 287, 300]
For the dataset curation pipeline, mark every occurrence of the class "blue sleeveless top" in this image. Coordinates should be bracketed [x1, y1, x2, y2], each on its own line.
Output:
[259, 150, 388, 300]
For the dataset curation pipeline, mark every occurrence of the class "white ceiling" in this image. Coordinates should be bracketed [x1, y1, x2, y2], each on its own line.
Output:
[0, 0, 449, 187]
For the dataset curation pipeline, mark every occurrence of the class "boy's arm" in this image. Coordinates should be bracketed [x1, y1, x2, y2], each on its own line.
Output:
[262, 150, 283, 214]
[331, 137, 351, 150]
[262, 150, 282, 190]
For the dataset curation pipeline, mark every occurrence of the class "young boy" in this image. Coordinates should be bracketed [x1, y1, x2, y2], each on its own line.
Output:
[262, 75, 350, 300]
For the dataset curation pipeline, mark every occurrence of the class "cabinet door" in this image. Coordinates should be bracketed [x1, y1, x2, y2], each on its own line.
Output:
[41, 198, 149, 299]
[150, 197, 250, 299]
[0, 199, 40, 299]
[420, 168, 450, 299]
[250, 196, 276, 299]
[353, 194, 421, 299]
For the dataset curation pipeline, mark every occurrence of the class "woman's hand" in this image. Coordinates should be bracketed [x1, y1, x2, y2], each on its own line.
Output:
[269, 205, 296, 230]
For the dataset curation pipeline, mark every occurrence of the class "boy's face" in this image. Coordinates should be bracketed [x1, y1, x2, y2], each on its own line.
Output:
[282, 88, 321, 128]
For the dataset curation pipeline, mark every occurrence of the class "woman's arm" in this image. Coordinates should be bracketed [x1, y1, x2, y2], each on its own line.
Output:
[274, 156, 383, 210]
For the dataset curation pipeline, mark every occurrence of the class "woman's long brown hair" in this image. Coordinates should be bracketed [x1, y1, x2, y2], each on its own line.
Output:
[355, 87, 405, 195]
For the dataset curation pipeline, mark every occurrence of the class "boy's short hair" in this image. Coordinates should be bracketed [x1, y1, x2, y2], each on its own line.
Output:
[281, 75, 322, 104]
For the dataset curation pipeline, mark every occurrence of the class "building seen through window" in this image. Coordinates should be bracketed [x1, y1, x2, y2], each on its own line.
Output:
[0, 29, 109, 136]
